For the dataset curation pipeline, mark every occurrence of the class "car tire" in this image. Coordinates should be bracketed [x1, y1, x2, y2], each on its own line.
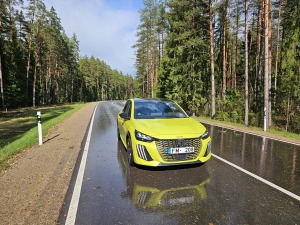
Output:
[117, 126, 121, 140]
[126, 135, 134, 166]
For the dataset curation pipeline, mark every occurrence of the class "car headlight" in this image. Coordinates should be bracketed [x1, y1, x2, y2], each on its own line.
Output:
[135, 130, 154, 142]
[201, 130, 209, 139]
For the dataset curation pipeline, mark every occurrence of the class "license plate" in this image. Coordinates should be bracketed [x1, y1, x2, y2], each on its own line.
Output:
[167, 147, 194, 154]
[167, 196, 194, 206]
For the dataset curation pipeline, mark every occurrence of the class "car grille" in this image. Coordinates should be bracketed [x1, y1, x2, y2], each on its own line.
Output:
[155, 138, 202, 162]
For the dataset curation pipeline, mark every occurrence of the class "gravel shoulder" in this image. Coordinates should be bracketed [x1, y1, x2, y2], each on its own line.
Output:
[0, 102, 299, 225]
[0, 102, 98, 225]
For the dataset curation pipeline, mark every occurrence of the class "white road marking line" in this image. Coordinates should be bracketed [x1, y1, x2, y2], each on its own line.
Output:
[212, 153, 300, 202]
[65, 103, 99, 225]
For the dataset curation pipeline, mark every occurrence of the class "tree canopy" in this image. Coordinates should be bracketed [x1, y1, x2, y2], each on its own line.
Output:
[134, 0, 300, 133]
[0, 0, 136, 109]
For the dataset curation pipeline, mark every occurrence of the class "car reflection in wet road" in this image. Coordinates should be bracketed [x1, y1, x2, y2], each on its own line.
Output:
[118, 141, 211, 211]
[61, 101, 300, 225]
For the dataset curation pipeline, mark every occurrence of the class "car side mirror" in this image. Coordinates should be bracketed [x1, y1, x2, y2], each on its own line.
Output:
[120, 112, 130, 120]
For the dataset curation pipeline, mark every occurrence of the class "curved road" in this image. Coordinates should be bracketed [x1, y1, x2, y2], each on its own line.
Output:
[60, 101, 300, 225]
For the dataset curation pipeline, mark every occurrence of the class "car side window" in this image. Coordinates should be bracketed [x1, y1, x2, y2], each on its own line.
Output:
[123, 101, 132, 117]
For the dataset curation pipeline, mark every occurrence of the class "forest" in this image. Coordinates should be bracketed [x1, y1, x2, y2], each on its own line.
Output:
[1, 0, 299, 134]
[134, 0, 300, 133]
[0, 0, 136, 109]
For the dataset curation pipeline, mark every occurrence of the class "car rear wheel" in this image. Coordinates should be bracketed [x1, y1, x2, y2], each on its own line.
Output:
[126, 136, 134, 166]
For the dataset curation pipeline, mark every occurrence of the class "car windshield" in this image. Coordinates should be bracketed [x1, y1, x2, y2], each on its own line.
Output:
[134, 100, 188, 119]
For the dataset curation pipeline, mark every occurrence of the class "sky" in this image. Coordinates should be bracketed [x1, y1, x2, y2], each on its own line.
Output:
[43, 0, 145, 76]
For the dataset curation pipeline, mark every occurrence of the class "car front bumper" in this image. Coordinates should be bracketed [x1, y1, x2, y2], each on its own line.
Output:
[132, 137, 212, 167]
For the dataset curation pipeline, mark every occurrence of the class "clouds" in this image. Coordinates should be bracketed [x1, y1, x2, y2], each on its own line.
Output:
[43, 0, 143, 75]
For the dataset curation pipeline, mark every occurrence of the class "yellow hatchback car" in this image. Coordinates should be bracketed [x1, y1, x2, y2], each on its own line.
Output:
[117, 98, 211, 167]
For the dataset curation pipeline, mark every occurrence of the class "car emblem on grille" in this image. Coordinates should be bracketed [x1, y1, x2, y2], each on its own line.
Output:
[176, 139, 185, 147]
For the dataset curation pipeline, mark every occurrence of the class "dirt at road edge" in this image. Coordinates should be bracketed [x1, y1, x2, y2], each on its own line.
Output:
[0, 102, 97, 225]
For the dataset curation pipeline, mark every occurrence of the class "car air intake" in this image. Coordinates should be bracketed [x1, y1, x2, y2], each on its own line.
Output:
[136, 144, 153, 161]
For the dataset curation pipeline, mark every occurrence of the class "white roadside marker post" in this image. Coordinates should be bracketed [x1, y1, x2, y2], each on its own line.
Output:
[37, 111, 43, 145]
[263, 107, 267, 132]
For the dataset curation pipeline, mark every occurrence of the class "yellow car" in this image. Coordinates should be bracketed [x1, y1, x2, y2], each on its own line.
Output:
[117, 98, 211, 167]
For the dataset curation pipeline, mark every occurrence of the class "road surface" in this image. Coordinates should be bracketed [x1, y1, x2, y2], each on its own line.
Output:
[59, 101, 300, 225]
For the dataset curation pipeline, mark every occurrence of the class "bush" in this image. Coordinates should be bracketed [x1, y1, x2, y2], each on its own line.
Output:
[216, 89, 244, 123]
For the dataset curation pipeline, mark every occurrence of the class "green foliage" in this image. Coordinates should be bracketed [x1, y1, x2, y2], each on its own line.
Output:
[157, 0, 210, 113]
[275, 0, 300, 132]
[136, 0, 300, 134]
[216, 89, 244, 123]
[78, 56, 136, 101]
[134, 0, 168, 98]
[0, 0, 136, 110]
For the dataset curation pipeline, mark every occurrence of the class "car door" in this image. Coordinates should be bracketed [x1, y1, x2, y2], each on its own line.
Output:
[118, 100, 132, 141]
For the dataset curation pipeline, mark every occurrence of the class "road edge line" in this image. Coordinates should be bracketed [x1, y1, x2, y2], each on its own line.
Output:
[212, 153, 300, 202]
[65, 103, 98, 225]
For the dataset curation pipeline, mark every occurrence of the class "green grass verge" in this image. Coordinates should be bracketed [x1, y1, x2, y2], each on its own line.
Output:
[0, 103, 86, 170]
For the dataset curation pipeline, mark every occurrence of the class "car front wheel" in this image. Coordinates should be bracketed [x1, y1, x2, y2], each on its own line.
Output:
[126, 136, 134, 166]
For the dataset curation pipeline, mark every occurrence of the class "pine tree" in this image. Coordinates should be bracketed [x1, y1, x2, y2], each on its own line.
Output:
[134, 0, 162, 98]
[158, 0, 210, 113]
[0, 0, 6, 109]
[278, 0, 300, 132]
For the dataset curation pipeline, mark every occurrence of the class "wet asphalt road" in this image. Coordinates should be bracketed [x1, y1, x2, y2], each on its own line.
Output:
[62, 101, 300, 225]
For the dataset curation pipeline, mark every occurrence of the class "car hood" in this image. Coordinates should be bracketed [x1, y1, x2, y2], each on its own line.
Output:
[133, 118, 206, 139]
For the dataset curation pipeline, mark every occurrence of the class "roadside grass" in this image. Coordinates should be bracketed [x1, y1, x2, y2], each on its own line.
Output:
[0, 103, 86, 170]
[197, 116, 300, 141]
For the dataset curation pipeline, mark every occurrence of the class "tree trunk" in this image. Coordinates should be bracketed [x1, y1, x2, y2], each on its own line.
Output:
[209, 0, 216, 119]
[264, 0, 269, 131]
[245, 0, 249, 126]
[33, 62, 37, 107]
[161, 32, 164, 59]
[26, 32, 32, 106]
[234, 1, 239, 90]
[26, 5, 36, 107]
[46, 56, 51, 104]
[149, 43, 154, 98]
[0, 11, 3, 109]
[274, 0, 281, 106]
[222, 1, 228, 100]
[255, 4, 262, 114]
[0, 55, 4, 110]
[285, 94, 290, 131]
[268, 0, 272, 128]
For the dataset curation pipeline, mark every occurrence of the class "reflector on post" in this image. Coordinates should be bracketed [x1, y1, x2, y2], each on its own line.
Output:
[37, 111, 43, 145]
